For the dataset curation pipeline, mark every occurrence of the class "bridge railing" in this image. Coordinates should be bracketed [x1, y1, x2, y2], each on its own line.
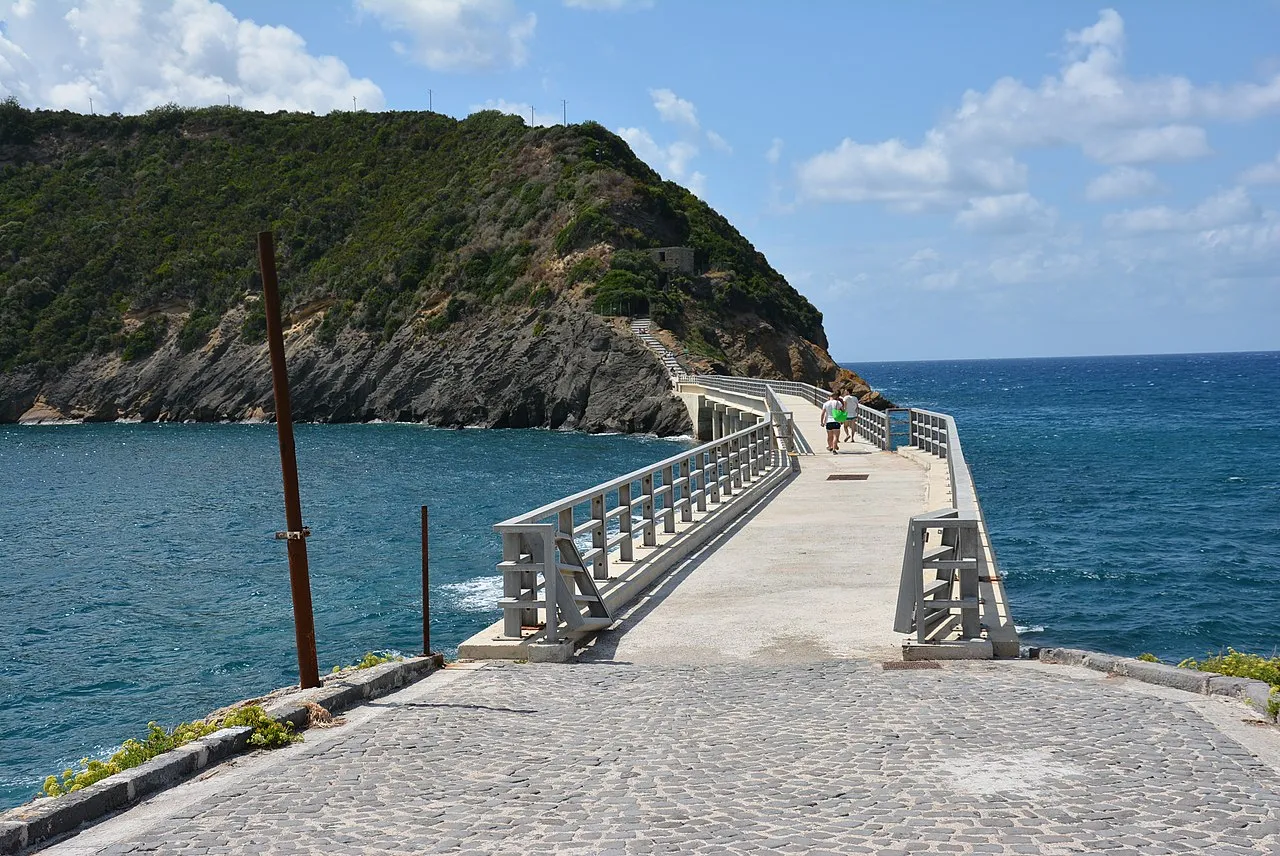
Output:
[893, 408, 1017, 656]
[493, 417, 791, 643]
[691, 375, 892, 451]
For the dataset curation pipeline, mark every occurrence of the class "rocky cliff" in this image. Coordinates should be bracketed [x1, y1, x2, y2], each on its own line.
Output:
[0, 102, 879, 431]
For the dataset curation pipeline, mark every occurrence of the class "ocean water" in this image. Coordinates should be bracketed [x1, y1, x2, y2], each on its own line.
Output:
[0, 425, 692, 810]
[850, 351, 1280, 663]
[1, 351, 1276, 810]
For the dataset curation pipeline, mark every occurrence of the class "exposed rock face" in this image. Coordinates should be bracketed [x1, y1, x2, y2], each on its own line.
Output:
[0, 304, 693, 433]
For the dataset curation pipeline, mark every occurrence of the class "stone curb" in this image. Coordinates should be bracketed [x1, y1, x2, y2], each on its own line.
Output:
[1038, 647, 1277, 721]
[0, 654, 445, 855]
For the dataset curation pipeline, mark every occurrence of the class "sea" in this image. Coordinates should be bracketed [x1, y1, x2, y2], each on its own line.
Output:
[0, 350, 1276, 809]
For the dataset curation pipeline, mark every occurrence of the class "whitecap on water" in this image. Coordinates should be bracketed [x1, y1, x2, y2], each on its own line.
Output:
[440, 576, 502, 612]
[1015, 624, 1045, 634]
[1227, 476, 1244, 482]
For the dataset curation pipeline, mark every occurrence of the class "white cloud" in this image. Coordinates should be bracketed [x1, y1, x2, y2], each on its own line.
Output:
[0, 0, 382, 114]
[766, 137, 784, 164]
[921, 269, 961, 291]
[902, 248, 941, 271]
[986, 247, 1094, 285]
[469, 98, 556, 126]
[1105, 187, 1261, 234]
[1085, 166, 1164, 201]
[797, 8, 1280, 210]
[356, 0, 536, 72]
[687, 171, 707, 198]
[705, 129, 732, 154]
[797, 135, 1025, 209]
[649, 87, 698, 128]
[1081, 125, 1211, 164]
[562, 0, 653, 9]
[1193, 220, 1280, 278]
[617, 126, 698, 179]
[955, 193, 1056, 233]
[1241, 152, 1280, 185]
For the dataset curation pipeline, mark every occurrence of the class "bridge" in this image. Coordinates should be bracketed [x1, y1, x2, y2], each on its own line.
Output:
[457, 372, 1019, 663]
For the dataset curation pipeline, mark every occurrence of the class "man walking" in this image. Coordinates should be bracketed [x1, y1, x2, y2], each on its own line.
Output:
[842, 389, 859, 444]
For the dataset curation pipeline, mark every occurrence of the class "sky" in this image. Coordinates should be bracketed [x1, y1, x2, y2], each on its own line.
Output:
[1, 1, 1278, 361]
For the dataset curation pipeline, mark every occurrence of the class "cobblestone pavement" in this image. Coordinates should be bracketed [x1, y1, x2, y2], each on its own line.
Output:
[51, 660, 1280, 855]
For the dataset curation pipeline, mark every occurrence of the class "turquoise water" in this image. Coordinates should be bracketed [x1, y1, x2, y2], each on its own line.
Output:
[851, 351, 1280, 662]
[0, 425, 691, 809]
[2, 351, 1277, 810]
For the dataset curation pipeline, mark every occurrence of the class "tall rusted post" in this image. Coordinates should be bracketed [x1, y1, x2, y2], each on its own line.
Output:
[421, 506, 431, 656]
[258, 231, 321, 689]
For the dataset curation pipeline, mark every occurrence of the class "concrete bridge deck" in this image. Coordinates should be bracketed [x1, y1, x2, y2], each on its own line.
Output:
[588, 392, 942, 665]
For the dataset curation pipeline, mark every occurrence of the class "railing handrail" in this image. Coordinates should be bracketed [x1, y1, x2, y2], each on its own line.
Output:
[689, 375, 895, 451]
[494, 420, 769, 528]
[908, 408, 979, 515]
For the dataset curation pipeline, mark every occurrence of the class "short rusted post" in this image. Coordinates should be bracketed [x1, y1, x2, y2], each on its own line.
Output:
[421, 505, 431, 656]
[259, 231, 320, 690]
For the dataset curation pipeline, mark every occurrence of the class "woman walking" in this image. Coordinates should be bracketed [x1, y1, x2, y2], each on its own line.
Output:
[820, 390, 845, 454]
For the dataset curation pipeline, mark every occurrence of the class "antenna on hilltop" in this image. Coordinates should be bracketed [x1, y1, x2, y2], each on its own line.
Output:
[561, 99, 567, 126]
[352, 96, 357, 112]
[89, 97, 93, 115]
[428, 88, 433, 112]
[529, 105, 535, 126]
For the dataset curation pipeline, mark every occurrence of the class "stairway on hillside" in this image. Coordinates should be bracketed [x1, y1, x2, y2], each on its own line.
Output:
[629, 317, 690, 383]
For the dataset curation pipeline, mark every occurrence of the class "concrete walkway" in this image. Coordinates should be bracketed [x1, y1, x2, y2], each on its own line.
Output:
[582, 393, 942, 665]
[46, 659, 1280, 855]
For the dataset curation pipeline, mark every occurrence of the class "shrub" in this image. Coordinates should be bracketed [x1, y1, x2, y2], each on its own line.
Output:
[177, 309, 220, 352]
[1178, 648, 1280, 687]
[42, 704, 298, 798]
[553, 207, 616, 255]
[121, 317, 167, 361]
[330, 651, 403, 673]
[565, 256, 602, 285]
[1137, 653, 1159, 663]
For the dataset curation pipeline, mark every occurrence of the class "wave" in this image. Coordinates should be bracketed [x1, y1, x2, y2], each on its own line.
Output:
[439, 576, 502, 613]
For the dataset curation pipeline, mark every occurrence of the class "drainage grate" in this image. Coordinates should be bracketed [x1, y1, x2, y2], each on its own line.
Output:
[827, 474, 869, 481]
[882, 661, 941, 670]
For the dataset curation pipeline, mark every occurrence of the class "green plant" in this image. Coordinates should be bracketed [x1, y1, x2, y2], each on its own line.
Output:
[1137, 652, 1159, 663]
[120, 317, 167, 361]
[41, 704, 297, 798]
[331, 651, 403, 673]
[1178, 648, 1280, 688]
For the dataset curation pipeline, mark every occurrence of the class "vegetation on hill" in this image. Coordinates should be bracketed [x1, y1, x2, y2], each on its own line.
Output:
[0, 97, 826, 377]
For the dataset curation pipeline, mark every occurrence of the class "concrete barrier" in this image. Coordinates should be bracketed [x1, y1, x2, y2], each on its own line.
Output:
[1038, 647, 1276, 721]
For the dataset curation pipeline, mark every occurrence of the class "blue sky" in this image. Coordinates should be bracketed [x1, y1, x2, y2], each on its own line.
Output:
[2, 1, 1278, 361]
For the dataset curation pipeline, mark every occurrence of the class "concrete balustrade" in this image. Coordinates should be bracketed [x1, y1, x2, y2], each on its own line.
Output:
[458, 416, 793, 662]
[895, 408, 1019, 658]
[684, 376, 1016, 659]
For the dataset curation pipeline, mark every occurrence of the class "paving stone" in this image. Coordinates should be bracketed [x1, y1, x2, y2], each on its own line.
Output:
[34, 660, 1280, 855]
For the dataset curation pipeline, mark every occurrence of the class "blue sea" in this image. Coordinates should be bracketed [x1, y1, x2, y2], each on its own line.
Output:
[851, 351, 1279, 661]
[1, 350, 1277, 809]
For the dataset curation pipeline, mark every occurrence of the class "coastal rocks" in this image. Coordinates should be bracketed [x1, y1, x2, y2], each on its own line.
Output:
[0, 305, 694, 434]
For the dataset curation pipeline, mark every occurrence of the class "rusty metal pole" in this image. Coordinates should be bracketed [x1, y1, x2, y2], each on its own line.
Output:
[421, 506, 431, 656]
[258, 231, 321, 689]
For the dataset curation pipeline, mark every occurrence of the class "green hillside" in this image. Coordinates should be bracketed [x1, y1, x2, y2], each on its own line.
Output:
[0, 99, 825, 376]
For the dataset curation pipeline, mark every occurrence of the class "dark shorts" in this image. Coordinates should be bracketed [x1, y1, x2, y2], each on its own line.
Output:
[826, 422, 841, 431]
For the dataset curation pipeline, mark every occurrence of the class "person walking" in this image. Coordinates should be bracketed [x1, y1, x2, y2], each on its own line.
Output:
[842, 388, 859, 444]
[820, 390, 844, 454]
